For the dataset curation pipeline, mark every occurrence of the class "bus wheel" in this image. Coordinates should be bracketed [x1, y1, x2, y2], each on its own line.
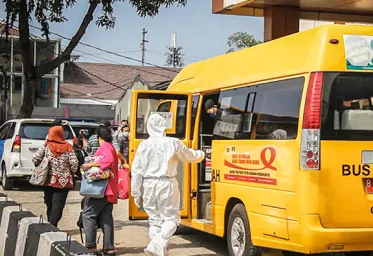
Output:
[227, 203, 260, 256]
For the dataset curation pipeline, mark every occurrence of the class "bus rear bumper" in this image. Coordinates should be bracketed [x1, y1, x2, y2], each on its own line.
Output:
[303, 214, 373, 253]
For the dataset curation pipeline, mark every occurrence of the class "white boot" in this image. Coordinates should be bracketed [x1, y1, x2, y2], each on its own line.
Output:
[145, 234, 169, 256]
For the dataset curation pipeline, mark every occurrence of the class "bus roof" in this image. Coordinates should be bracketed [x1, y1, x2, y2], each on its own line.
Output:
[168, 24, 373, 93]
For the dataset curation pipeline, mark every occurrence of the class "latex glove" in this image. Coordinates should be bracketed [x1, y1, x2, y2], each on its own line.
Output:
[134, 197, 142, 208]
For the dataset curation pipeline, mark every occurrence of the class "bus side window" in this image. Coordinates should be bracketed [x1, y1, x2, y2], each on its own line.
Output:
[157, 101, 171, 112]
[253, 78, 304, 140]
[213, 88, 254, 140]
[212, 77, 305, 140]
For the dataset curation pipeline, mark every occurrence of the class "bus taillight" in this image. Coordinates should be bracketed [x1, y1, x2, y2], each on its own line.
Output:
[300, 72, 323, 170]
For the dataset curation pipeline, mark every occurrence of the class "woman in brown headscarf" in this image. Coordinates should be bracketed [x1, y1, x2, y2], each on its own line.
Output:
[32, 126, 79, 227]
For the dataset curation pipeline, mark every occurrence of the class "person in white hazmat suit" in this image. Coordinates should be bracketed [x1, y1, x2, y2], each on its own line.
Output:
[131, 113, 205, 256]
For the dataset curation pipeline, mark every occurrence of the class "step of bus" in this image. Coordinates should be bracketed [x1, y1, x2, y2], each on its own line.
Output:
[193, 219, 212, 225]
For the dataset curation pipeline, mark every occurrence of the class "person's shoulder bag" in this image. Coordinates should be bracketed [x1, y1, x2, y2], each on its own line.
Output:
[30, 147, 49, 186]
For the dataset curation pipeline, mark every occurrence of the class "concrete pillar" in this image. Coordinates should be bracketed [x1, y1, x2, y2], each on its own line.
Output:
[264, 6, 300, 42]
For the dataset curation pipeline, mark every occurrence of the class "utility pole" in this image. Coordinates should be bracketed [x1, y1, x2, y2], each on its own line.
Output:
[140, 28, 148, 66]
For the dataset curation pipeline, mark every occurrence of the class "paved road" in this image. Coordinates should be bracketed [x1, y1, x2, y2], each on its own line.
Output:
[0, 181, 228, 256]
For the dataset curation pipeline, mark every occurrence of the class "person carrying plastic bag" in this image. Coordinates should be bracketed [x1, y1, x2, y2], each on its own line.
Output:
[131, 113, 205, 256]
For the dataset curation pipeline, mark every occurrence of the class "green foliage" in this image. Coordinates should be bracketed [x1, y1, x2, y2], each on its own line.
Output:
[227, 32, 261, 53]
[3, 0, 187, 39]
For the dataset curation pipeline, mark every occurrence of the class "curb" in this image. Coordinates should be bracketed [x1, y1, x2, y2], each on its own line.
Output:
[0, 193, 90, 256]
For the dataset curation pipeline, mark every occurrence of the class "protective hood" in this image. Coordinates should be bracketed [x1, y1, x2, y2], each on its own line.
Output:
[147, 113, 167, 138]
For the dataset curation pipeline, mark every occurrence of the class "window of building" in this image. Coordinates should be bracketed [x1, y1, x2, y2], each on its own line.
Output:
[36, 40, 57, 75]
[11, 75, 22, 107]
[3, 36, 60, 108]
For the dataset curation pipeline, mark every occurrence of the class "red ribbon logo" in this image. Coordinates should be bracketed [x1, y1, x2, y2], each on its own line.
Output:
[224, 147, 277, 171]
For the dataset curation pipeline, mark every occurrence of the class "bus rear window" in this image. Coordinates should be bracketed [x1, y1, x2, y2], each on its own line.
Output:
[321, 72, 373, 140]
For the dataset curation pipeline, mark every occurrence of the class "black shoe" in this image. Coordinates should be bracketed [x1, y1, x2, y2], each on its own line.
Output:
[88, 251, 102, 256]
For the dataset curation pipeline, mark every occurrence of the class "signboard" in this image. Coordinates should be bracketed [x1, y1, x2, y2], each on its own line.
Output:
[205, 147, 212, 182]
[151, 112, 173, 129]
[223, 146, 278, 185]
[343, 35, 373, 70]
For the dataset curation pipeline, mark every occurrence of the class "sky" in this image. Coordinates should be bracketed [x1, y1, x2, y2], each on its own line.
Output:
[0, 1, 264, 67]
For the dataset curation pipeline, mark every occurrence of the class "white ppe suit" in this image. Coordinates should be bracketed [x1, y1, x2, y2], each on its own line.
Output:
[131, 113, 205, 256]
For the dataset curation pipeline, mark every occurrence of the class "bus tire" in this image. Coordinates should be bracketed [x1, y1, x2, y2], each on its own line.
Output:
[227, 203, 260, 256]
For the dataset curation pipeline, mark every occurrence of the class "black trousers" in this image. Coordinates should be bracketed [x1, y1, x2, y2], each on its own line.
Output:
[43, 186, 69, 228]
[83, 197, 114, 250]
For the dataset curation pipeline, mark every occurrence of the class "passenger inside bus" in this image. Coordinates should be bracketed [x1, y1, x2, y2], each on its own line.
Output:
[200, 96, 220, 146]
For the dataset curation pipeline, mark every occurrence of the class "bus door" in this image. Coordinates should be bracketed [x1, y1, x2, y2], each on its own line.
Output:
[129, 90, 193, 219]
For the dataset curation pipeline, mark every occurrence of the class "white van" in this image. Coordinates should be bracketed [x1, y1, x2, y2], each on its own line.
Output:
[0, 119, 77, 190]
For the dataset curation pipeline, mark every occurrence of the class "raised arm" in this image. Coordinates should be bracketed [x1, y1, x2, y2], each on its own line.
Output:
[175, 139, 205, 163]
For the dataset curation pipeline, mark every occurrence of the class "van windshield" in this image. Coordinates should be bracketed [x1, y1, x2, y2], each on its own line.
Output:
[321, 72, 373, 140]
[20, 123, 73, 140]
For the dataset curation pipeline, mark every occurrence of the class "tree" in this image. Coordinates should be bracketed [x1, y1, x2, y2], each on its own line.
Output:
[2, 0, 187, 118]
[165, 46, 184, 67]
[227, 32, 261, 53]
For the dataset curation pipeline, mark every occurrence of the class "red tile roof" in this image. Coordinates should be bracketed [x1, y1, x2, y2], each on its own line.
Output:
[0, 22, 19, 36]
[61, 62, 180, 100]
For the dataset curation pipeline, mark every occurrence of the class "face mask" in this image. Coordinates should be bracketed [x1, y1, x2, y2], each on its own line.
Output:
[123, 131, 129, 137]
[210, 113, 216, 118]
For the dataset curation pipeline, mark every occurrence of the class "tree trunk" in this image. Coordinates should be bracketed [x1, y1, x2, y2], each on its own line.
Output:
[17, 0, 35, 118]
[18, 78, 38, 118]
[16, 0, 99, 118]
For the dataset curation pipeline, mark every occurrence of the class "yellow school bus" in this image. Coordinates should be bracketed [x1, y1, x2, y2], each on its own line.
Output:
[129, 24, 373, 256]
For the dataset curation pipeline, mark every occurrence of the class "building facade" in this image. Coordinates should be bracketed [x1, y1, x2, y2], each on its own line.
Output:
[0, 24, 61, 120]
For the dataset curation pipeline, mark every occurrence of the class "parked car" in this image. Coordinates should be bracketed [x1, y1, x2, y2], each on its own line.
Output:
[0, 119, 77, 190]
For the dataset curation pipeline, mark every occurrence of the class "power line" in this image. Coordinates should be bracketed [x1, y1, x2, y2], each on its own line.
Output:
[90, 79, 133, 96]
[14, 21, 178, 79]
[61, 44, 175, 79]
[27, 22, 180, 74]
[148, 49, 203, 62]
[35, 39, 128, 92]
[18, 25, 176, 101]
[62, 86, 119, 104]
[82, 49, 141, 54]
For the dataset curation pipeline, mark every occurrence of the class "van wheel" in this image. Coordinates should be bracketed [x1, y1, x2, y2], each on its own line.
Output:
[227, 203, 260, 256]
[1, 165, 13, 190]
